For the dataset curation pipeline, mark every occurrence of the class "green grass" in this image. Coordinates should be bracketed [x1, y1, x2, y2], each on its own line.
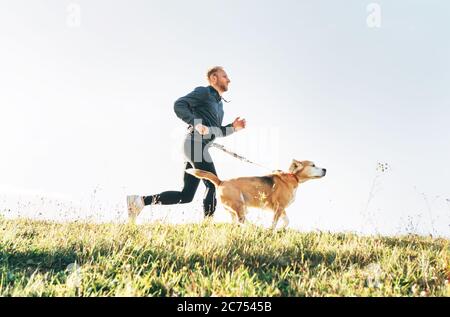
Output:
[0, 218, 449, 296]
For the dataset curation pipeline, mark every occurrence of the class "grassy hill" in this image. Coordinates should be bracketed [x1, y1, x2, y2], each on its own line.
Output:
[0, 218, 449, 296]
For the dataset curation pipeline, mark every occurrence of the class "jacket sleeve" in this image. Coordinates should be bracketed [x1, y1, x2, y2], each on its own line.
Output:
[173, 87, 209, 126]
[208, 123, 235, 138]
[218, 123, 235, 138]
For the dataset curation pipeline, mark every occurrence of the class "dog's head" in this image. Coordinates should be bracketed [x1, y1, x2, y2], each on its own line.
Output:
[288, 159, 326, 183]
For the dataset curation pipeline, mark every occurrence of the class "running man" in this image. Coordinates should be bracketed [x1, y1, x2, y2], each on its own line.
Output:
[127, 66, 246, 221]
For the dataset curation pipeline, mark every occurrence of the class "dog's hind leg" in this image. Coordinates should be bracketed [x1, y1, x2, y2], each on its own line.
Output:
[224, 202, 247, 225]
[225, 206, 239, 224]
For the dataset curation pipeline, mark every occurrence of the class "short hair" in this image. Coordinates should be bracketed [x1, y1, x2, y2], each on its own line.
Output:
[207, 66, 224, 82]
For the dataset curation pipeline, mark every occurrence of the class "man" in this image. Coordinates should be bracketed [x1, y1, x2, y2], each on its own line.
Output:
[127, 66, 246, 221]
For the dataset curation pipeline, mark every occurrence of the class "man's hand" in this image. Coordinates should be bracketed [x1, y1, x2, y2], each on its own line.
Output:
[232, 117, 246, 132]
[195, 123, 210, 135]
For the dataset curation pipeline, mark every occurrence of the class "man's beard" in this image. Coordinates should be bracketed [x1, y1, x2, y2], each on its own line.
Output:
[219, 83, 228, 92]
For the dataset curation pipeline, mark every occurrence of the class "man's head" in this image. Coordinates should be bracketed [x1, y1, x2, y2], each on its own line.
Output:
[207, 66, 230, 94]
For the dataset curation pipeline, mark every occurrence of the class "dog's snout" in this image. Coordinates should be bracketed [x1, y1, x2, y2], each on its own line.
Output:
[323, 168, 327, 175]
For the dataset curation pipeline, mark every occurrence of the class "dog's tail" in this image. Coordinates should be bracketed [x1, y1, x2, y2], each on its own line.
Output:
[185, 169, 222, 187]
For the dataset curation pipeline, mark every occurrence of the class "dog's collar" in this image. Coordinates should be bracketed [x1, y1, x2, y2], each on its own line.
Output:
[288, 173, 300, 183]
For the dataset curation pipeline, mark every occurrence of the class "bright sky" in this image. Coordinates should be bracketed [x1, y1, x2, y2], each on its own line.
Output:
[1, 0, 449, 237]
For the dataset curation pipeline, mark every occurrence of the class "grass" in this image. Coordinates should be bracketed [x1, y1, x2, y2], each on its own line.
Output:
[0, 217, 449, 297]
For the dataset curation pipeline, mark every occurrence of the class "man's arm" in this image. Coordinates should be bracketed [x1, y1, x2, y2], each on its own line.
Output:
[217, 123, 235, 138]
[173, 86, 209, 126]
[215, 117, 246, 137]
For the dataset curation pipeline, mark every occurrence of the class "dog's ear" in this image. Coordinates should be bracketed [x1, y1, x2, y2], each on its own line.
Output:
[289, 159, 303, 173]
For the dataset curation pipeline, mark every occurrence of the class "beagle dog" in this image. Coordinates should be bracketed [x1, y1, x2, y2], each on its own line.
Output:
[186, 159, 326, 229]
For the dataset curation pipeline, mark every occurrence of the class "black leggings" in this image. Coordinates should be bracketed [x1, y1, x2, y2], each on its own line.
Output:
[143, 137, 217, 217]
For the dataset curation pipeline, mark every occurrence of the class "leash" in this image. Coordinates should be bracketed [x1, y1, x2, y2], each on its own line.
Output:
[211, 143, 274, 172]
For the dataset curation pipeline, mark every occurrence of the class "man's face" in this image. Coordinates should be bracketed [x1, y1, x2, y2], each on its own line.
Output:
[211, 70, 231, 92]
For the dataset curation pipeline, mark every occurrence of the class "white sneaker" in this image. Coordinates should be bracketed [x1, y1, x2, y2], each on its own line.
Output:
[127, 195, 145, 222]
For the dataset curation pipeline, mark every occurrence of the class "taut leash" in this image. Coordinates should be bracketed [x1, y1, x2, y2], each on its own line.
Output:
[211, 143, 273, 172]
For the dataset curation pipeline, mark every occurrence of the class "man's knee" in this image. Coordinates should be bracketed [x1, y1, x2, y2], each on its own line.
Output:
[179, 194, 195, 204]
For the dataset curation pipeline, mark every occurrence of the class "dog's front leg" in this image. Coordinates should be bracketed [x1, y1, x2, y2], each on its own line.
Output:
[280, 213, 289, 229]
[271, 221, 278, 230]
[271, 209, 285, 230]
[272, 209, 289, 230]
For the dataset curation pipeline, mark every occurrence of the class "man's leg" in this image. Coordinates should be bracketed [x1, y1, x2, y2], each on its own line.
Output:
[132, 140, 218, 220]
[143, 161, 200, 206]
[192, 150, 218, 218]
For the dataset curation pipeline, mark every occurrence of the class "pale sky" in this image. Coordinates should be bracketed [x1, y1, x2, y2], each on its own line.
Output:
[0, 0, 449, 237]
